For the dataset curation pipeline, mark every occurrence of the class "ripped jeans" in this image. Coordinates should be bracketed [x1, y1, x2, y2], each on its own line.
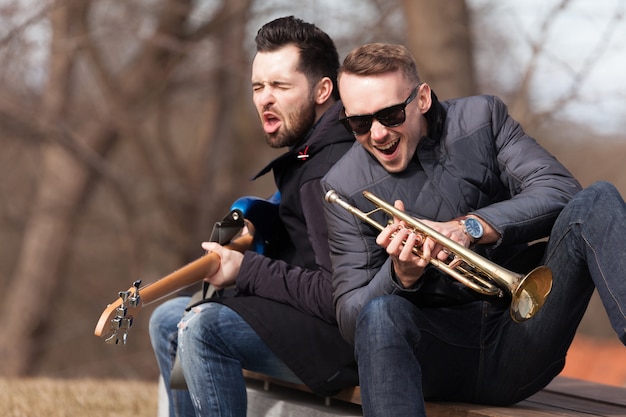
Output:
[149, 296, 195, 417]
[151, 299, 300, 417]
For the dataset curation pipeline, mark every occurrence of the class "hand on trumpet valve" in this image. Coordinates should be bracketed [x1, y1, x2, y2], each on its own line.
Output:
[374, 200, 429, 288]
[375, 200, 470, 288]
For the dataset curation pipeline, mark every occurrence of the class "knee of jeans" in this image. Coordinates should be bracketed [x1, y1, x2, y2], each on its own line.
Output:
[149, 298, 187, 336]
[357, 295, 408, 332]
[595, 181, 624, 209]
[588, 180, 616, 195]
[178, 303, 223, 346]
[575, 181, 618, 209]
[558, 181, 622, 228]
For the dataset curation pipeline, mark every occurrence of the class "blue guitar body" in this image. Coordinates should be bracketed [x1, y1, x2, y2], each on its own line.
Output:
[228, 191, 286, 256]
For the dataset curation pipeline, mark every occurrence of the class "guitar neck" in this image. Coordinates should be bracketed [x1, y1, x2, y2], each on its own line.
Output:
[138, 234, 252, 306]
[93, 234, 252, 338]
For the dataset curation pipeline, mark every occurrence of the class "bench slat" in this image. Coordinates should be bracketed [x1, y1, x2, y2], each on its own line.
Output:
[242, 370, 361, 405]
[542, 376, 626, 406]
[244, 371, 626, 416]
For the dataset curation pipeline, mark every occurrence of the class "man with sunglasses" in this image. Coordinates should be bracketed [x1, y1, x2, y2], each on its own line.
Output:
[149, 16, 357, 417]
[321, 43, 626, 417]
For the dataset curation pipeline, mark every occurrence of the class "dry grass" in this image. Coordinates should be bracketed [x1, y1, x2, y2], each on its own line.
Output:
[0, 377, 158, 417]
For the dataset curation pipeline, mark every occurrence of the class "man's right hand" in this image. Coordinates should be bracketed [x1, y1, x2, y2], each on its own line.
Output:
[375, 200, 432, 288]
[201, 242, 244, 290]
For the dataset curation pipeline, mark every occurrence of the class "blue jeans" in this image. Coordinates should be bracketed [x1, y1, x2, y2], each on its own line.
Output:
[170, 301, 301, 417]
[355, 181, 626, 417]
[149, 296, 196, 417]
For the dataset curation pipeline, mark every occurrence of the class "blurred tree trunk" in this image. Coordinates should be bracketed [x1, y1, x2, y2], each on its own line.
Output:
[190, 0, 253, 258]
[403, 0, 476, 99]
[0, 0, 88, 377]
[0, 0, 201, 376]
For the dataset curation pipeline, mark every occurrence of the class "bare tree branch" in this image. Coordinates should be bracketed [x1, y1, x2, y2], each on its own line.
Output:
[530, 2, 624, 127]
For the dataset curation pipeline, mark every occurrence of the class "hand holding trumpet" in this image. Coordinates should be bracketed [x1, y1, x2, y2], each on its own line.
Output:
[325, 189, 552, 322]
[377, 199, 477, 288]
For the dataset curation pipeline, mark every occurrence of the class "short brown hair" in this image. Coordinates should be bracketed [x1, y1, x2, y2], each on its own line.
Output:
[339, 43, 421, 86]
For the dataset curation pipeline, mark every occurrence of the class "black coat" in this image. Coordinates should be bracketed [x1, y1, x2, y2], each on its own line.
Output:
[214, 101, 358, 396]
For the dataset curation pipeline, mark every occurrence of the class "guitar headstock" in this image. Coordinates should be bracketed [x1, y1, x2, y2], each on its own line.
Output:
[93, 203, 266, 345]
[95, 280, 142, 344]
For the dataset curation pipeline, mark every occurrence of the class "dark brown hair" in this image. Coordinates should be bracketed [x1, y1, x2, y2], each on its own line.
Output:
[339, 43, 421, 86]
[255, 16, 340, 100]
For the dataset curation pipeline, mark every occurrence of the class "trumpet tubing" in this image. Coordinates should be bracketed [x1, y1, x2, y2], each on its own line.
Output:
[324, 189, 553, 322]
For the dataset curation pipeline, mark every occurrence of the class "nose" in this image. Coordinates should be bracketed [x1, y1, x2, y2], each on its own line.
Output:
[255, 86, 275, 108]
[369, 119, 389, 142]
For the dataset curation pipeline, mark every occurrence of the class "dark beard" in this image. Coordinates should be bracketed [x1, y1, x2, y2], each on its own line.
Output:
[265, 101, 316, 149]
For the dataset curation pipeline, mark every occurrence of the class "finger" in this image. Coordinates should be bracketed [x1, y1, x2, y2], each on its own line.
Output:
[242, 219, 254, 236]
[202, 277, 223, 290]
[414, 233, 424, 246]
[201, 242, 222, 253]
[398, 231, 417, 262]
[392, 200, 407, 227]
[429, 242, 446, 262]
[437, 245, 453, 262]
[388, 226, 409, 254]
[421, 237, 431, 259]
[376, 223, 397, 247]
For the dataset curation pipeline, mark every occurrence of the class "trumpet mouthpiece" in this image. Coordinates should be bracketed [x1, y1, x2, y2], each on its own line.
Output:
[325, 190, 339, 203]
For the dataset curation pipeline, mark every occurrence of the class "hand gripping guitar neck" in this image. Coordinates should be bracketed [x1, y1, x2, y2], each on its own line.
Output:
[94, 194, 281, 345]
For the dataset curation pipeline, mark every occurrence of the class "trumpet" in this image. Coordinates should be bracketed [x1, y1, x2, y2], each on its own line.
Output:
[324, 189, 552, 322]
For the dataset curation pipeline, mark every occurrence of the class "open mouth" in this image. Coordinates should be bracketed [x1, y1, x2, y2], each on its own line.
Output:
[374, 138, 399, 156]
[263, 112, 281, 134]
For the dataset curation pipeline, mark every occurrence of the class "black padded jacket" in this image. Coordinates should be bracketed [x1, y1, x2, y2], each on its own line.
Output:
[214, 100, 359, 396]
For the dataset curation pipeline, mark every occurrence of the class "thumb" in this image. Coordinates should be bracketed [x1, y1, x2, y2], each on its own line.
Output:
[394, 199, 405, 211]
[201, 241, 223, 253]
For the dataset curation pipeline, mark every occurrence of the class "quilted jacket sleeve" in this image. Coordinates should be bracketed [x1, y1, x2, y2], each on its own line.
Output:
[470, 96, 582, 245]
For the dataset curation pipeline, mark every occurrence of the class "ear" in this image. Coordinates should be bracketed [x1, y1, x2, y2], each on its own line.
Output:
[314, 77, 334, 104]
[417, 83, 432, 114]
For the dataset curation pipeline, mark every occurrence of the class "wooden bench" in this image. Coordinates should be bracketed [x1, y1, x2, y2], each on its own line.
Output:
[244, 370, 361, 406]
[243, 370, 626, 416]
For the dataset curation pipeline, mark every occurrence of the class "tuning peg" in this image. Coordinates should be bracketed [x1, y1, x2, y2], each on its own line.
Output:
[129, 280, 141, 308]
[105, 286, 137, 345]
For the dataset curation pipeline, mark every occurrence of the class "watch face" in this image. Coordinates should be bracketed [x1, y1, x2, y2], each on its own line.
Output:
[465, 218, 483, 239]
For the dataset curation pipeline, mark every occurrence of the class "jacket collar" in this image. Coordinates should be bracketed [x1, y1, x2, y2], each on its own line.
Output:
[424, 90, 446, 142]
[251, 101, 348, 180]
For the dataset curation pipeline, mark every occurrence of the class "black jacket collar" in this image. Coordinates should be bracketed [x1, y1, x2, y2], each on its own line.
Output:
[252, 101, 351, 180]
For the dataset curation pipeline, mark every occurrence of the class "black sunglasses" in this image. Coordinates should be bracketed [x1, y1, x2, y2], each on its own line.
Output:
[339, 86, 419, 135]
